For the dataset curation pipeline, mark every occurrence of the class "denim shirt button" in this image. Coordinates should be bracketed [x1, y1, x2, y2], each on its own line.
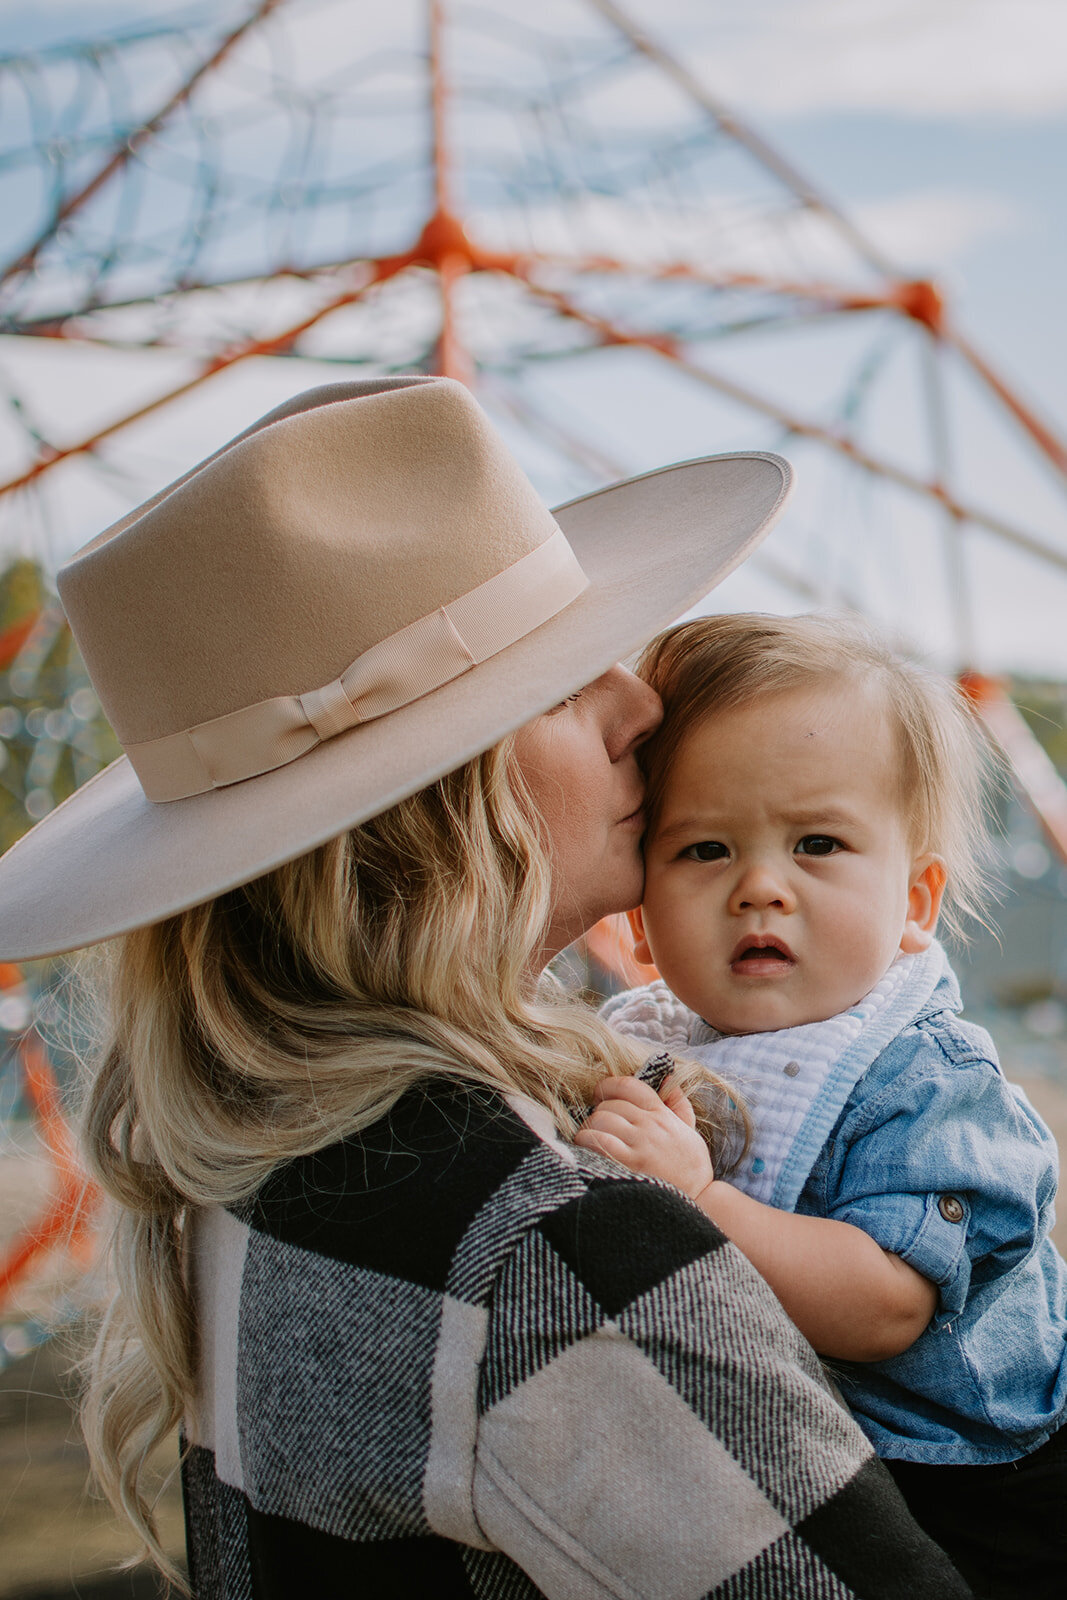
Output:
[938, 1194, 965, 1223]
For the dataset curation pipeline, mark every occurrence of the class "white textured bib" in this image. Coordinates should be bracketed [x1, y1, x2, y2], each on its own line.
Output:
[602, 946, 945, 1209]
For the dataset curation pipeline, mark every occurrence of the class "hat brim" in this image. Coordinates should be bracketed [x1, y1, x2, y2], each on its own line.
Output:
[0, 451, 791, 958]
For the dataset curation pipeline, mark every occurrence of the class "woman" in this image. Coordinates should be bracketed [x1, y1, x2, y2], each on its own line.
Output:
[0, 378, 970, 1597]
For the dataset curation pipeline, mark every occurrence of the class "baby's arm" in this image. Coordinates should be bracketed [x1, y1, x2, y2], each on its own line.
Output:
[574, 1076, 936, 1363]
[698, 1175, 937, 1362]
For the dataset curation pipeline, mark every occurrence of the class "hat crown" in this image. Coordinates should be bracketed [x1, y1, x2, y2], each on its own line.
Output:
[58, 379, 561, 745]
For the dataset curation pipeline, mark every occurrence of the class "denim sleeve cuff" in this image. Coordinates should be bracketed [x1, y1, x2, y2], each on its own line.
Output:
[892, 1193, 972, 1315]
[835, 1192, 972, 1315]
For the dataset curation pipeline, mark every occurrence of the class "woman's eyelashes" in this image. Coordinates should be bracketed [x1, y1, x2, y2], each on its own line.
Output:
[549, 690, 584, 713]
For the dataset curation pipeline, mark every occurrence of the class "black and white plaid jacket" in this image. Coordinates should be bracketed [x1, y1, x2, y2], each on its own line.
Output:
[182, 1080, 970, 1598]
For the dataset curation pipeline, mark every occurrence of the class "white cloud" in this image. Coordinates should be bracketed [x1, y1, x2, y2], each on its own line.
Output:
[472, 0, 1067, 143]
[851, 188, 1022, 270]
[649, 0, 1067, 121]
[13, 0, 1067, 123]
[470, 180, 1018, 281]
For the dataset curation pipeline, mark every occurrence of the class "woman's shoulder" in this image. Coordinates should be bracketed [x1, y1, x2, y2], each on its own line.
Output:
[228, 1078, 727, 1306]
[235, 1081, 551, 1280]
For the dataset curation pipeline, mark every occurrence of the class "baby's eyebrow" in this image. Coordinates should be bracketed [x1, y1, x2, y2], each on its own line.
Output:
[652, 805, 865, 843]
[778, 806, 863, 829]
[651, 815, 723, 844]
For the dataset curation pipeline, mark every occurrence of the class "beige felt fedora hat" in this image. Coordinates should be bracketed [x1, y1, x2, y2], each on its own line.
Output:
[0, 376, 792, 959]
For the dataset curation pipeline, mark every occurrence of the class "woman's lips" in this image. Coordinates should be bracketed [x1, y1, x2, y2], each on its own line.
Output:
[729, 934, 796, 976]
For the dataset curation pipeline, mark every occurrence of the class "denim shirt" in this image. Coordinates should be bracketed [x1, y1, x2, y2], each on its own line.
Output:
[604, 948, 1067, 1465]
[797, 958, 1067, 1464]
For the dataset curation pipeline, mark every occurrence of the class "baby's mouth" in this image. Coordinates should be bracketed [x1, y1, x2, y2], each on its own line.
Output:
[730, 936, 796, 973]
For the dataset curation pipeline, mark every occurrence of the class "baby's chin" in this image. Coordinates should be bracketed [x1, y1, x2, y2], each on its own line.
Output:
[699, 988, 874, 1036]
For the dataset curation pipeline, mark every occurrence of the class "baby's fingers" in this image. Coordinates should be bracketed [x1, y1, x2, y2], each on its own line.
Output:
[582, 1104, 650, 1145]
[663, 1085, 697, 1127]
[574, 1120, 673, 1180]
[574, 1126, 638, 1166]
[590, 1074, 670, 1113]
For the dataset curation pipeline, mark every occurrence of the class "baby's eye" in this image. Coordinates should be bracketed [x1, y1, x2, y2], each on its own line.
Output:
[795, 835, 842, 857]
[682, 840, 729, 862]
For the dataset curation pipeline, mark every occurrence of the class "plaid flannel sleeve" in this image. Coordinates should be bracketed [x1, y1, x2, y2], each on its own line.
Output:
[469, 1167, 972, 1600]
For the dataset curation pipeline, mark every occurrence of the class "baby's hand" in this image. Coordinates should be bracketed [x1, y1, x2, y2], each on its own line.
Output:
[574, 1074, 714, 1200]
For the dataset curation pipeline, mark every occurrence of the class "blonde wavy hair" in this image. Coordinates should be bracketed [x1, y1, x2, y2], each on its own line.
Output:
[79, 732, 742, 1583]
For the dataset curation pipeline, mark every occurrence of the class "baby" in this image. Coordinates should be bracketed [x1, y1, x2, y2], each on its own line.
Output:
[577, 613, 1067, 1599]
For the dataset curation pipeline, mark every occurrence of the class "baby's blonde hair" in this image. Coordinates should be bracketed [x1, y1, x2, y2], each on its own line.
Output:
[636, 613, 999, 943]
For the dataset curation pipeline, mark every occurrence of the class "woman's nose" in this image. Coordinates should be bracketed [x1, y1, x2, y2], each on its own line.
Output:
[728, 861, 796, 915]
[596, 665, 663, 762]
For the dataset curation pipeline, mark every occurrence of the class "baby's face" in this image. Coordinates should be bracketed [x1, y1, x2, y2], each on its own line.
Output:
[633, 679, 941, 1035]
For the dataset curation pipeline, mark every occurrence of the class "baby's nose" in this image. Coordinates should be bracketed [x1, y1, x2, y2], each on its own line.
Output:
[729, 862, 795, 913]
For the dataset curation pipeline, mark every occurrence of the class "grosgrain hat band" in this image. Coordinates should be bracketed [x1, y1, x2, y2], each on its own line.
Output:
[123, 528, 589, 802]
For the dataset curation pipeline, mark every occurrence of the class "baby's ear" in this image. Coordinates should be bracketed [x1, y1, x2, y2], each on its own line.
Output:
[900, 856, 947, 954]
[627, 906, 654, 966]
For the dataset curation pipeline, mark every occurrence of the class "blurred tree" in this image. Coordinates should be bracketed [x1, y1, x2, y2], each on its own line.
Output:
[0, 562, 118, 855]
